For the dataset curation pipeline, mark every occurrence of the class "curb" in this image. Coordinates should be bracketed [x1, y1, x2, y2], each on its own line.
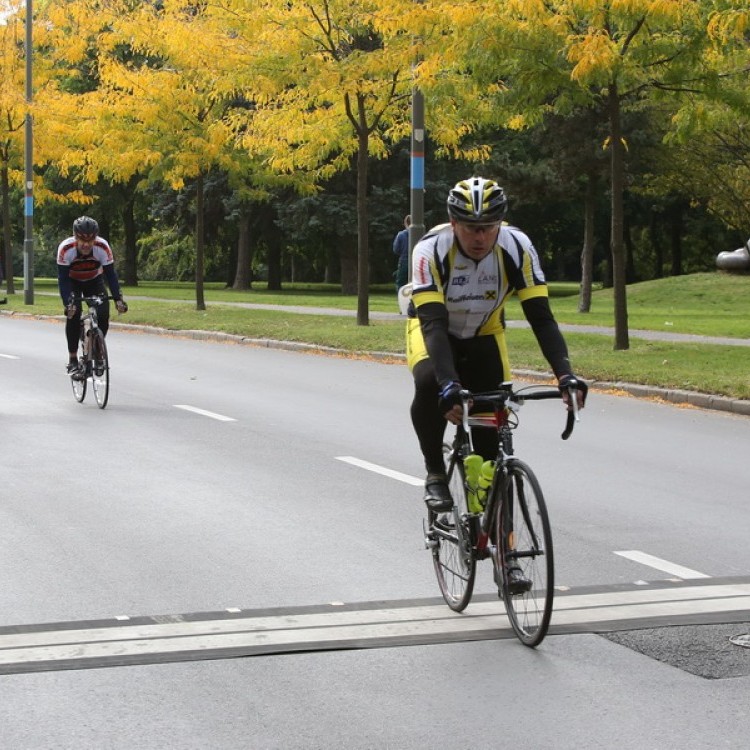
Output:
[3, 309, 749, 417]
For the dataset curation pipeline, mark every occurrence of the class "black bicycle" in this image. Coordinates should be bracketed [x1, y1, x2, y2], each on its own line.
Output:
[424, 381, 581, 647]
[69, 294, 110, 409]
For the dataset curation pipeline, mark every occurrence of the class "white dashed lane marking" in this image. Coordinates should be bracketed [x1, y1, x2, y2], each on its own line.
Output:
[336, 456, 423, 486]
[614, 550, 710, 580]
[173, 405, 236, 422]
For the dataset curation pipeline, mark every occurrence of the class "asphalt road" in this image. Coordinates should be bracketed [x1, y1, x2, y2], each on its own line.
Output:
[1, 315, 749, 749]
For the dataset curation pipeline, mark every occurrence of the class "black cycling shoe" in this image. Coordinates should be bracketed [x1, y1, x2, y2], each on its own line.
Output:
[66, 360, 83, 379]
[424, 474, 453, 513]
[506, 565, 533, 595]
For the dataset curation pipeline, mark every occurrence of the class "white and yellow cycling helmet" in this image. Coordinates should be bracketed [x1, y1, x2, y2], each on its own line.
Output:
[447, 177, 508, 224]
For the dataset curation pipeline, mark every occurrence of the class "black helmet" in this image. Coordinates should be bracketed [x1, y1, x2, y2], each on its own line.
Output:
[447, 177, 508, 224]
[73, 216, 99, 240]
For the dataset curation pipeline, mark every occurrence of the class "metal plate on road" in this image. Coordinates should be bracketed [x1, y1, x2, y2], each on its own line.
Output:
[605, 623, 750, 679]
[1, 577, 749, 675]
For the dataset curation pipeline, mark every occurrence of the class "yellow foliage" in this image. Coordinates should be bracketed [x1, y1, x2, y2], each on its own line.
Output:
[0, 0, 742, 215]
[707, 9, 750, 42]
[567, 28, 619, 83]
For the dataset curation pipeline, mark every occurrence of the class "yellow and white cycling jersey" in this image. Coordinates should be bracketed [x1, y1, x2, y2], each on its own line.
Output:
[410, 223, 549, 339]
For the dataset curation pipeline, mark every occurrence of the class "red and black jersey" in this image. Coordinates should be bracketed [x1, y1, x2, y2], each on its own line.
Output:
[56, 236, 114, 282]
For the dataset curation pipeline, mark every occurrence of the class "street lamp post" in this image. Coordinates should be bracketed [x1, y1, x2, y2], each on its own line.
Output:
[24, 0, 34, 304]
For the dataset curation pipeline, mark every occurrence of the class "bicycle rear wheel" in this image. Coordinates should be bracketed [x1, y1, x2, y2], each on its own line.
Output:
[427, 443, 476, 612]
[90, 330, 109, 409]
[494, 458, 554, 647]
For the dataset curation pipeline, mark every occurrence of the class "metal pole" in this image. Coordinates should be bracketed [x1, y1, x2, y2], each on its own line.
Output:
[24, 0, 34, 304]
[408, 87, 425, 279]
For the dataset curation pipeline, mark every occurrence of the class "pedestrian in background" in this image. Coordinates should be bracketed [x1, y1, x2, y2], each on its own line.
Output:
[392, 214, 411, 293]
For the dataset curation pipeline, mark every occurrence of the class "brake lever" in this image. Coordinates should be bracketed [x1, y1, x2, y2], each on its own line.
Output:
[460, 390, 473, 453]
[561, 385, 580, 441]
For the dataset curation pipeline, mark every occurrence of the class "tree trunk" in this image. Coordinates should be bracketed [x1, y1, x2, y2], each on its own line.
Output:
[195, 173, 206, 311]
[340, 237, 357, 294]
[578, 172, 596, 313]
[355, 103, 370, 327]
[608, 83, 629, 350]
[233, 211, 253, 290]
[1, 163, 15, 294]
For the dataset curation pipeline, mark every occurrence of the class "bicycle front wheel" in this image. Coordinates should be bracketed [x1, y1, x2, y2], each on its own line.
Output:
[90, 330, 109, 409]
[428, 443, 476, 612]
[70, 359, 87, 403]
[494, 458, 554, 647]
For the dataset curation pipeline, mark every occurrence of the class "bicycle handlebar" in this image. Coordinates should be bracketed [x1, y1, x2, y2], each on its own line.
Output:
[459, 383, 581, 441]
[68, 293, 110, 306]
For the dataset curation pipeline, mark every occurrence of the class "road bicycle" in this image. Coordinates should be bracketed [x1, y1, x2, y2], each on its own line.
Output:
[424, 381, 581, 647]
[69, 293, 110, 409]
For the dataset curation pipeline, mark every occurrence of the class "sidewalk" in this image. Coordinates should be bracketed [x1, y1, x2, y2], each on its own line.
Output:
[123, 295, 750, 348]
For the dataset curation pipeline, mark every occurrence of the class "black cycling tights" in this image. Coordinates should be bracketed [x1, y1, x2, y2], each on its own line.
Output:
[411, 335, 506, 476]
[65, 281, 110, 353]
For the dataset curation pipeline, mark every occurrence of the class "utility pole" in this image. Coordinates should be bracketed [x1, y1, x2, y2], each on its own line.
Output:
[408, 87, 425, 278]
[24, 0, 34, 304]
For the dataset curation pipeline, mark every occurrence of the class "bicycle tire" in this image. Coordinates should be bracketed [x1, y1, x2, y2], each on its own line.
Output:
[71, 333, 87, 403]
[90, 330, 109, 409]
[494, 458, 554, 647]
[428, 443, 476, 612]
[70, 362, 87, 402]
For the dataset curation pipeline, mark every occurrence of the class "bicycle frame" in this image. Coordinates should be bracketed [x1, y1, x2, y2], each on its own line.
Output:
[452, 383, 575, 553]
[427, 380, 581, 644]
[73, 293, 105, 330]
[69, 293, 111, 409]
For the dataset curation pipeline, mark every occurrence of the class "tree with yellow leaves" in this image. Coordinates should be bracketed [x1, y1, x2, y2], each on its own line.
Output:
[36, 0, 315, 305]
[432, 0, 749, 349]
[35, 0, 248, 307]
[223, 0, 492, 324]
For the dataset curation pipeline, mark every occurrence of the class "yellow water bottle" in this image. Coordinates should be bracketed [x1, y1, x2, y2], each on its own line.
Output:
[477, 460, 495, 507]
[463, 454, 483, 513]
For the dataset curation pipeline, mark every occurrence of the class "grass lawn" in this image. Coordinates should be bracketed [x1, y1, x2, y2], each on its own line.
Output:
[3, 273, 749, 400]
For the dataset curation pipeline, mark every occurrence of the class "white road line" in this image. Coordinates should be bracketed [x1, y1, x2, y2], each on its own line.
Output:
[0, 354, 20, 359]
[173, 405, 236, 422]
[614, 550, 710, 579]
[336, 456, 423, 486]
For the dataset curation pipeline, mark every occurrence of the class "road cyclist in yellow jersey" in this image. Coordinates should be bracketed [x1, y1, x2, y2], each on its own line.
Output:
[406, 177, 588, 588]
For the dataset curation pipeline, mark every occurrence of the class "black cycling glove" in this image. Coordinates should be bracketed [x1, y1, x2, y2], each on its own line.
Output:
[438, 380, 464, 416]
[559, 374, 588, 406]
